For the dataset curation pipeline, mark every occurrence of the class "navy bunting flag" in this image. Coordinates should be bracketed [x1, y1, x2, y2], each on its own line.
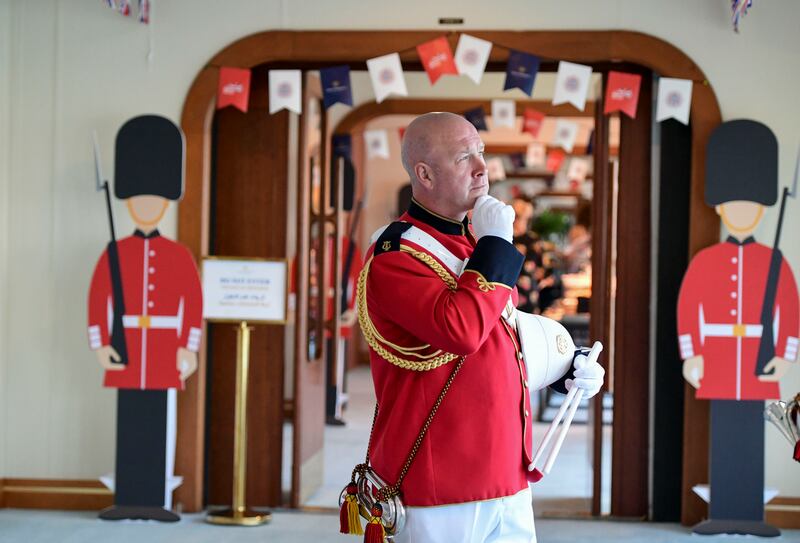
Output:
[320, 65, 353, 109]
[332, 134, 352, 159]
[464, 107, 488, 131]
[503, 50, 540, 97]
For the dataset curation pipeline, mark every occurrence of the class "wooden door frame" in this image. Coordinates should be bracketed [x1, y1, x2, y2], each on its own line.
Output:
[177, 30, 721, 520]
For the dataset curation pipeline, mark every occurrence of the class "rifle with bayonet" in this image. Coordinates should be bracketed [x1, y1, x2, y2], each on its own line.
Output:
[93, 131, 129, 365]
[755, 147, 799, 376]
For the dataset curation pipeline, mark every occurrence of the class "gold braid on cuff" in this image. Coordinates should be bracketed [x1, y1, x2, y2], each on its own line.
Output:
[357, 245, 459, 371]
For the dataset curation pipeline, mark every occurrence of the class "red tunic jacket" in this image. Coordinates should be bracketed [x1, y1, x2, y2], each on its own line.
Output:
[87, 230, 203, 390]
[363, 200, 533, 507]
[677, 237, 799, 400]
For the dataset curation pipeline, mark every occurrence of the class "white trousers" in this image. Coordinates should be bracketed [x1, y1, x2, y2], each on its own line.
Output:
[393, 487, 536, 543]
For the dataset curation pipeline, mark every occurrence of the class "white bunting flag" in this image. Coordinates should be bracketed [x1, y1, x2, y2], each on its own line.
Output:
[367, 53, 408, 104]
[268, 70, 302, 114]
[455, 34, 492, 85]
[364, 129, 390, 160]
[552, 61, 593, 111]
[656, 78, 693, 125]
[486, 157, 507, 181]
[567, 157, 590, 182]
[551, 119, 580, 153]
[525, 143, 546, 169]
[491, 99, 516, 129]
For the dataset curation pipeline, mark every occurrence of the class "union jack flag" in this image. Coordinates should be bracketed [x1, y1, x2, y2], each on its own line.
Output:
[117, 0, 131, 16]
[138, 0, 150, 24]
[732, 0, 753, 33]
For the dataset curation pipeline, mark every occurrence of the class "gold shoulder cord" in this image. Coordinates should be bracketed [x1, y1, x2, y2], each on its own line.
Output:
[357, 244, 460, 371]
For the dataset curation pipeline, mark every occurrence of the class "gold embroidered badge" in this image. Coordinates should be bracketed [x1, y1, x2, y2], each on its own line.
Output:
[382, 241, 391, 251]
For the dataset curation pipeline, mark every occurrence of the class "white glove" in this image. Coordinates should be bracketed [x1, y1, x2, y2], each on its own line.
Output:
[472, 195, 514, 242]
[565, 350, 605, 399]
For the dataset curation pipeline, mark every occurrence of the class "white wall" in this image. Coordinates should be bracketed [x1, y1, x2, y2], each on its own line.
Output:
[1, 0, 799, 496]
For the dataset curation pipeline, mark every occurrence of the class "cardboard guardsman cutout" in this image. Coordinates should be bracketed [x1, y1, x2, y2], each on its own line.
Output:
[87, 115, 203, 521]
[677, 120, 799, 537]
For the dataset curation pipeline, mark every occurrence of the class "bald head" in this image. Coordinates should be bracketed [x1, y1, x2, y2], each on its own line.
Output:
[401, 112, 476, 181]
[398, 111, 488, 221]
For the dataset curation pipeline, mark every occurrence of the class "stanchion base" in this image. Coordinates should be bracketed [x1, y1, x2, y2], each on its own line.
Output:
[206, 508, 271, 526]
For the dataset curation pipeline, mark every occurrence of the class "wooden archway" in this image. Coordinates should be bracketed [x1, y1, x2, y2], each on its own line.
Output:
[178, 30, 721, 520]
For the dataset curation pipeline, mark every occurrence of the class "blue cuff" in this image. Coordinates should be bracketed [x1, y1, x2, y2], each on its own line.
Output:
[464, 236, 523, 288]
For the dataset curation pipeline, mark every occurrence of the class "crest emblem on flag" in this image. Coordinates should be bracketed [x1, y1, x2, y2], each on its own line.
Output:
[268, 70, 302, 114]
[367, 53, 408, 103]
[553, 61, 592, 111]
[364, 130, 390, 160]
[455, 34, 492, 84]
[503, 50, 540, 96]
[320, 65, 353, 109]
[656, 77, 693, 125]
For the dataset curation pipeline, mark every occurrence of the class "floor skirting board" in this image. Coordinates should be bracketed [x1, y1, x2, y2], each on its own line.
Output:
[0, 479, 113, 511]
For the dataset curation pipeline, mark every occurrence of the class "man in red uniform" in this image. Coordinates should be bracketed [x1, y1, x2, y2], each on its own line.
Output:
[87, 115, 202, 521]
[677, 120, 798, 536]
[360, 112, 604, 542]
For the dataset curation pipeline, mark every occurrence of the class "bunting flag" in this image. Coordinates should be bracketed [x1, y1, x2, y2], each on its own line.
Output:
[567, 158, 590, 183]
[398, 127, 406, 141]
[268, 70, 302, 114]
[504, 50, 540, 96]
[492, 100, 516, 129]
[364, 130, 390, 160]
[320, 65, 353, 109]
[604, 71, 641, 118]
[546, 149, 566, 173]
[551, 119, 579, 153]
[137, 0, 150, 23]
[656, 77, 693, 125]
[486, 157, 507, 181]
[332, 134, 352, 159]
[464, 107, 488, 131]
[454, 34, 492, 84]
[118, 0, 131, 16]
[525, 142, 546, 169]
[522, 108, 545, 138]
[216, 67, 251, 113]
[553, 61, 592, 111]
[104, 0, 117, 8]
[367, 53, 408, 103]
[417, 37, 458, 85]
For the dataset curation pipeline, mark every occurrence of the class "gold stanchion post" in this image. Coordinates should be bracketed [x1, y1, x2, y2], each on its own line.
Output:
[206, 321, 271, 526]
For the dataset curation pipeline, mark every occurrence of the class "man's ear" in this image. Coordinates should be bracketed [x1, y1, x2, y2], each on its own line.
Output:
[415, 162, 434, 190]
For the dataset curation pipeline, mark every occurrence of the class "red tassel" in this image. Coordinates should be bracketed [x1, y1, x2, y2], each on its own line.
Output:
[340, 483, 363, 535]
[364, 503, 385, 543]
[339, 496, 350, 533]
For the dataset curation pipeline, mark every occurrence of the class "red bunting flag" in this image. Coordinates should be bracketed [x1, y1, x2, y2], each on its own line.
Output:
[217, 67, 251, 113]
[399, 127, 406, 141]
[523, 108, 545, 138]
[417, 37, 458, 85]
[546, 149, 566, 173]
[604, 71, 642, 119]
